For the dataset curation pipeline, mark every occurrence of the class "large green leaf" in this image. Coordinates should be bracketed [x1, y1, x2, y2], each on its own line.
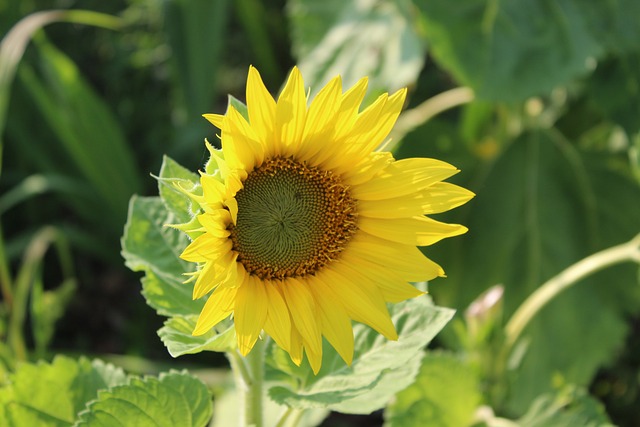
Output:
[74, 371, 212, 427]
[384, 352, 481, 427]
[158, 316, 235, 357]
[288, 0, 425, 99]
[398, 128, 640, 413]
[267, 296, 454, 414]
[416, 0, 603, 101]
[0, 356, 127, 427]
[19, 38, 141, 225]
[121, 195, 203, 318]
[586, 53, 640, 135]
[516, 387, 612, 427]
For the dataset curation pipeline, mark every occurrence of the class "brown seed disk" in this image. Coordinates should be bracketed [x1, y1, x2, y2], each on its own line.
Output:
[229, 157, 358, 280]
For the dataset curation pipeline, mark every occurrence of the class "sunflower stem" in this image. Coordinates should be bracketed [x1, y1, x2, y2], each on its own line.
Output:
[229, 338, 267, 427]
[504, 233, 640, 349]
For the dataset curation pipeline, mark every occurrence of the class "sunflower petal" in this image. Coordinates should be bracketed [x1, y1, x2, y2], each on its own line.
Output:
[234, 275, 268, 355]
[281, 278, 322, 363]
[263, 281, 292, 351]
[193, 285, 237, 335]
[276, 67, 307, 155]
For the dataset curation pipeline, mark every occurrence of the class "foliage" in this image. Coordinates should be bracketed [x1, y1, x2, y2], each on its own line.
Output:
[1, 0, 640, 426]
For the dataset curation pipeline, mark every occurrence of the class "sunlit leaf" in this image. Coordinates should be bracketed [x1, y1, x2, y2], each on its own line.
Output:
[416, 0, 603, 101]
[121, 196, 202, 318]
[267, 296, 454, 414]
[384, 351, 481, 427]
[516, 386, 612, 427]
[74, 371, 212, 427]
[157, 155, 200, 224]
[158, 316, 235, 357]
[288, 0, 425, 99]
[0, 356, 126, 427]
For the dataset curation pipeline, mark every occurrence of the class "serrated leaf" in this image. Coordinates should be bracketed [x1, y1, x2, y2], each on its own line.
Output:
[288, 0, 425, 100]
[416, 0, 603, 101]
[122, 196, 203, 318]
[384, 352, 481, 427]
[0, 356, 127, 427]
[157, 155, 200, 224]
[516, 387, 612, 427]
[74, 371, 212, 427]
[267, 297, 454, 413]
[159, 316, 235, 357]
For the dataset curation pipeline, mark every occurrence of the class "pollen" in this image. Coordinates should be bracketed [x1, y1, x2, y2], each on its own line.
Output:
[229, 157, 358, 279]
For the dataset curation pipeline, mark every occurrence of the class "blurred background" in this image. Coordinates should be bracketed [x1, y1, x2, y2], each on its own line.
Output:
[1, 0, 639, 425]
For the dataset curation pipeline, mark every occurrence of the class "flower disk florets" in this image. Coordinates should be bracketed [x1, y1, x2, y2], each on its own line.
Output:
[230, 157, 357, 280]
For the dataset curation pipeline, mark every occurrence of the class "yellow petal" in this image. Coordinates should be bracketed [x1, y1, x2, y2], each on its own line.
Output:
[246, 66, 276, 149]
[222, 106, 264, 171]
[307, 275, 354, 365]
[358, 182, 475, 218]
[262, 281, 291, 351]
[334, 76, 368, 138]
[288, 323, 304, 366]
[234, 275, 268, 355]
[193, 285, 237, 335]
[297, 75, 342, 162]
[348, 233, 444, 282]
[197, 212, 231, 238]
[350, 158, 459, 201]
[180, 234, 230, 263]
[315, 266, 398, 340]
[358, 216, 468, 246]
[276, 66, 307, 155]
[280, 277, 322, 363]
[339, 251, 425, 303]
[203, 113, 225, 129]
[192, 249, 236, 299]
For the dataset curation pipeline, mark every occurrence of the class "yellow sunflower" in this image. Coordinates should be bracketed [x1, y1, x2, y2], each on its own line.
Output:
[179, 66, 473, 373]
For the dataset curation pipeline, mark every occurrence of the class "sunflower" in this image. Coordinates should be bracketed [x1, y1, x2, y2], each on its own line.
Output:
[178, 66, 473, 373]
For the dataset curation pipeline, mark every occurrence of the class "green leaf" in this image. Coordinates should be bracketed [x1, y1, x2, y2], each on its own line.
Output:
[19, 38, 141, 225]
[121, 196, 203, 318]
[30, 278, 76, 357]
[384, 352, 481, 427]
[516, 386, 612, 427]
[74, 371, 212, 427]
[0, 356, 127, 427]
[398, 129, 640, 413]
[267, 297, 454, 414]
[288, 0, 425, 100]
[157, 155, 201, 224]
[416, 0, 602, 101]
[158, 316, 235, 357]
[586, 53, 640, 135]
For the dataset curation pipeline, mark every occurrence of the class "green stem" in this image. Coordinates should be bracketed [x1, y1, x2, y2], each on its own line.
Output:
[505, 233, 640, 348]
[228, 338, 267, 427]
[384, 87, 474, 152]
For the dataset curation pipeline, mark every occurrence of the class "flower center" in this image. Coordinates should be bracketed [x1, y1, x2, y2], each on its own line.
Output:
[229, 157, 358, 280]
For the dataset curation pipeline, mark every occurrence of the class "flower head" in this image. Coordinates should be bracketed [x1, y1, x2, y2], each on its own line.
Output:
[179, 66, 474, 373]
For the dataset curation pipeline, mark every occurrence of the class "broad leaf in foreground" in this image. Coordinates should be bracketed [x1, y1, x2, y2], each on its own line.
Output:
[384, 352, 481, 427]
[268, 296, 454, 414]
[75, 371, 212, 427]
[0, 356, 126, 427]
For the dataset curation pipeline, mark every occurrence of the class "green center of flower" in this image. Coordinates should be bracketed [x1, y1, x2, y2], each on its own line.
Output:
[230, 157, 358, 280]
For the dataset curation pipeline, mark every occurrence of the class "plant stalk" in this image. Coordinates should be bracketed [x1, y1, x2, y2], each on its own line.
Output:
[505, 233, 640, 348]
[228, 338, 267, 427]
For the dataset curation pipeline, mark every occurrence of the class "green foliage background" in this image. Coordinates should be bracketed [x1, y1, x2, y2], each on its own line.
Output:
[1, 0, 639, 425]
